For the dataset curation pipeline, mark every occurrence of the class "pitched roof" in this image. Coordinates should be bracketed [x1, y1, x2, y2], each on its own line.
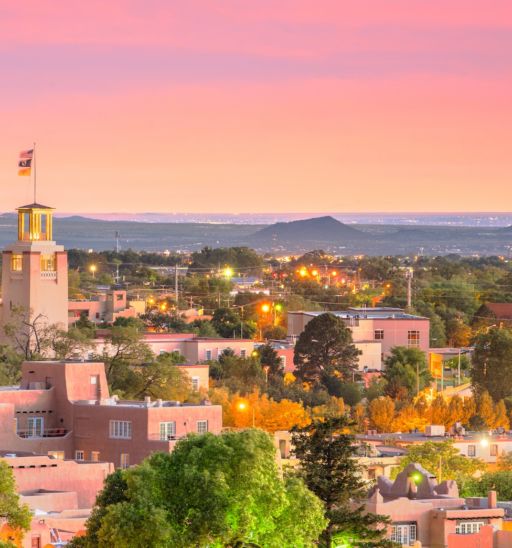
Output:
[482, 303, 512, 319]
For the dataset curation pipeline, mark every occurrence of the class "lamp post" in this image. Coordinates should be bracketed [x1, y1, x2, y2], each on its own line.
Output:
[89, 264, 97, 278]
[237, 400, 255, 427]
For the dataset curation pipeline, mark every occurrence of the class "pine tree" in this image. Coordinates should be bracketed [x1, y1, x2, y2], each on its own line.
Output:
[292, 416, 395, 548]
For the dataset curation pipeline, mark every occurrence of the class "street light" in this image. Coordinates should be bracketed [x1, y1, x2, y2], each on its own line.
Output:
[223, 266, 234, 279]
[237, 400, 255, 427]
[89, 264, 97, 278]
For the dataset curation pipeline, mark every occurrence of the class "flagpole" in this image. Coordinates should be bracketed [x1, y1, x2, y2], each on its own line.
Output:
[33, 142, 36, 203]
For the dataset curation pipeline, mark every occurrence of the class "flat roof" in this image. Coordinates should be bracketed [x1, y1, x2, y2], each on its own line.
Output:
[358, 432, 512, 443]
[292, 307, 427, 320]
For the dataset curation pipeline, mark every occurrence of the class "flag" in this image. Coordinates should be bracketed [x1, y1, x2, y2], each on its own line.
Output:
[18, 148, 33, 176]
[429, 352, 444, 379]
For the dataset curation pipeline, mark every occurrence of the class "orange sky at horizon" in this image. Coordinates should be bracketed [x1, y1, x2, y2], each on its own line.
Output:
[1, 1, 511, 213]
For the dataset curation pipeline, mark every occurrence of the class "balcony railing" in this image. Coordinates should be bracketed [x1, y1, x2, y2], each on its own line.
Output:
[147, 434, 182, 442]
[17, 428, 69, 439]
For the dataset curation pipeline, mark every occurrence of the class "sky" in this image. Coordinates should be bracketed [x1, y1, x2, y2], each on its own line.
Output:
[1, 1, 511, 213]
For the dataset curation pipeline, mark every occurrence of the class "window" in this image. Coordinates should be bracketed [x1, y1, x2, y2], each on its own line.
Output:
[490, 444, 498, 457]
[280, 356, 286, 369]
[240, 349, 247, 358]
[40, 254, 56, 272]
[456, 521, 484, 534]
[468, 445, 476, 457]
[192, 377, 200, 391]
[109, 420, 132, 439]
[408, 330, 420, 348]
[91, 451, 100, 462]
[11, 254, 22, 271]
[197, 420, 208, 434]
[27, 417, 44, 437]
[116, 294, 123, 301]
[205, 350, 212, 361]
[75, 450, 84, 461]
[374, 329, 384, 340]
[390, 523, 417, 545]
[160, 421, 176, 441]
[120, 453, 130, 469]
[48, 451, 64, 460]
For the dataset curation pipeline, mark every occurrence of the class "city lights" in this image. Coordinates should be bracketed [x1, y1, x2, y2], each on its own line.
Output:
[261, 303, 271, 313]
[223, 266, 234, 278]
[89, 264, 97, 278]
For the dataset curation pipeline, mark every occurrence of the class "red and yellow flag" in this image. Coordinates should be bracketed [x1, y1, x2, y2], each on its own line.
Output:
[18, 149, 33, 176]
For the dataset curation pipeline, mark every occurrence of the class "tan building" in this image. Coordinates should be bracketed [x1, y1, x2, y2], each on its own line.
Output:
[1, 204, 68, 332]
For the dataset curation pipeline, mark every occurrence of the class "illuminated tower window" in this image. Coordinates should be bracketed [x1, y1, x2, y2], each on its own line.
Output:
[11, 254, 22, 271]
[41, 254, 56, 272]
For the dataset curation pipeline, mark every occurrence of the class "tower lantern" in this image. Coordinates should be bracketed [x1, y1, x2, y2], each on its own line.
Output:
[17, 203, 54, 242]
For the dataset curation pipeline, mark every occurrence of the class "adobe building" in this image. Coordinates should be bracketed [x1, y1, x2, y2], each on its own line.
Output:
[288, 308, 430, 367]
[366, 463, 512, 547]
[1, 203, 68, 331]
[0, 359, 222, 469]
[0, 452, 113, 548]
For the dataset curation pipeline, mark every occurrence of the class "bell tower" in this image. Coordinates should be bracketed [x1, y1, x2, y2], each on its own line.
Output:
[1, 203, 68, 330]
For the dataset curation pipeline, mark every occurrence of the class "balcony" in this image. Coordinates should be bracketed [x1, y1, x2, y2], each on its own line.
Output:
[17, 428, 69, 439]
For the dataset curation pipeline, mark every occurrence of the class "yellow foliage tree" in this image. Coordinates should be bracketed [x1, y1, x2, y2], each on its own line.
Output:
[312, 397, 345, 420]
[462, 397, 476, 424]
[477, 391, 495, 428]
[368, 396, 395, 433]
[446, 395, 465, 429]
[352, 402, 367, 433]
[393, 404, 428, 433]
[492, 400, 510, 430]
[429, 395, 449, 427]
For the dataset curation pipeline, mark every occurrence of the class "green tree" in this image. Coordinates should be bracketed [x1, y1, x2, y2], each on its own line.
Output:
[383, 347, 431, 400]
[471, 328, 512, 401]
[394, 440, 485, 490]
[0, 460, 31, 543]
[464, 471, 512, 501]
[76, 430, 326, 547]
[212, 308, 256, 339]
[97, 326, 154, 389]
[292, 417, 393, 548]
[294, 314, 360, 385]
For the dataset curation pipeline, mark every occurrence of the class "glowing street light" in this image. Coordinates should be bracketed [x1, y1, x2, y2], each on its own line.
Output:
[298, 267, 308, 277]
[223, 266, 234, 278]
[236, 399, 255, 427]
[89, 264, 97, 278]
[261, 303, 271, 313]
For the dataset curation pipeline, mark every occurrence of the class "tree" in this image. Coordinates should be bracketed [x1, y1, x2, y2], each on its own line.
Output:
[0, 461, 31, 543]
[471, 328, 512, 401]
[76, 430, 326, 547]
[256, 343, 284, 379]
[97, 326, 154, 389]
[368, 397, 395, 433]
[211, 353, 265, 393]
[292, 417, 394, 548]
[429, 395, 449, 428]
[383, 347, 430, 400]
[464, 471, 512, 501]
[211, 307, 257, 339]
[394, 440, 485, 490]
[492, 400, 510, 429]
[126, 353, 192, 402]
[294, 313, 360, 385]
[476, 390, 495, 429]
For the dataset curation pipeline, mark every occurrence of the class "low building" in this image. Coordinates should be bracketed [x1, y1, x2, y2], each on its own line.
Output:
[68, 289, 139, 325]
[288, 308, 430, 359]
[359, 429, 512, 466]
[0, 360, 222, 469]
[365, 463, 512, 547]
[1, 451, 113, 548]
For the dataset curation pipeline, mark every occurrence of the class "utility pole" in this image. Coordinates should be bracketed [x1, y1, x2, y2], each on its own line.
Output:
[115, 231, 120, 253]
[405, 267, 414, 309]
[175, 264, 179, 311]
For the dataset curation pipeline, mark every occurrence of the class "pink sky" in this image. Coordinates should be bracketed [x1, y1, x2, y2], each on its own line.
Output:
[1, 1, 511, 213]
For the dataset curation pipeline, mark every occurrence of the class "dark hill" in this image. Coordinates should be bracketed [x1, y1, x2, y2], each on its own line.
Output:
[249, 216, 366, 247]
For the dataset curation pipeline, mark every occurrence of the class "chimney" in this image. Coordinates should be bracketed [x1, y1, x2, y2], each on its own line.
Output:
[156, 399, 163, 407]
[144, 396, 151, 407]
[488, 490, 497, 509]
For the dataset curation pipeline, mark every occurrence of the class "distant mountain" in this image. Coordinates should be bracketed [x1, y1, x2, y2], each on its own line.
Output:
[248, 216, 366, 248]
